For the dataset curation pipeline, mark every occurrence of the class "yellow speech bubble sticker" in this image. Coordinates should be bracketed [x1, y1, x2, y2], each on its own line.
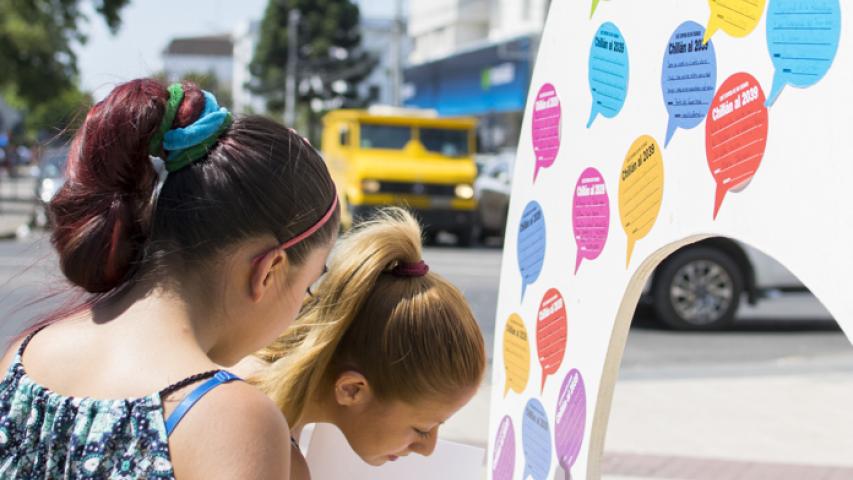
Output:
[502, 313, 531, 396]
[703, 0, 767, 44]
[619, 135, 664, 268]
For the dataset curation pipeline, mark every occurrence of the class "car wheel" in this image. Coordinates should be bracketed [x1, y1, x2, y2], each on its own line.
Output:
[652, 246, 743, 330]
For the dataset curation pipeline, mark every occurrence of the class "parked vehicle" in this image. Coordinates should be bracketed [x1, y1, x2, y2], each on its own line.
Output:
[474, 155, 807, 329]
[474, 152, 514, 243]
[321, 106, 479, 246]
[31, 147, 68, 227]
[643, 238, 806, 330]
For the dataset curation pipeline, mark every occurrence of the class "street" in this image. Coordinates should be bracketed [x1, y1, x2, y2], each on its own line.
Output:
[2, 236, 853, 478]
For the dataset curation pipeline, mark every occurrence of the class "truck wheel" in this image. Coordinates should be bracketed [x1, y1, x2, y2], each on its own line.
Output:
[652, 246, 743, 330]
[456, 225, 478, 248]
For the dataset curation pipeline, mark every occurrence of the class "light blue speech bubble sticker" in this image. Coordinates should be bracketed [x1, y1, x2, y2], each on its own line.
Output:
[765, 0, 841, 106]
[517, 201, 547, 301]
[661, 21, 717, 147]
[587, 22, 630, 128]
[522, 398, 553, 480]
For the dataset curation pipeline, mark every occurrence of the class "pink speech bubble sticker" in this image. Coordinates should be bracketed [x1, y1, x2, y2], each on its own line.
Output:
[536, 288, 567, 393]
[705, 72, 769, 219]
[532, 83, 562, 182]
[572, 167, 610, 274]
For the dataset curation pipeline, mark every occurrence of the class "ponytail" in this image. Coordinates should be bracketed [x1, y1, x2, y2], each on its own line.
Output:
[50, 79, 206, 292]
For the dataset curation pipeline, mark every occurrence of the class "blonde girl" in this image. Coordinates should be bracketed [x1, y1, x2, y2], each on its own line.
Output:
[249, 208, 486, 478]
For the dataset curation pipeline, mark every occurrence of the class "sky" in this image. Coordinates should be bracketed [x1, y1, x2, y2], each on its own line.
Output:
[76, 0, 398, 100]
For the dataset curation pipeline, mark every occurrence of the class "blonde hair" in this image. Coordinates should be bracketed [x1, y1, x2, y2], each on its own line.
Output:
[252, 208, 486, 425]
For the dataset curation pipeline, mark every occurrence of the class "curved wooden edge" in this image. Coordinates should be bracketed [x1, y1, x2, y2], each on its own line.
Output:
[585, 235, 709, 479]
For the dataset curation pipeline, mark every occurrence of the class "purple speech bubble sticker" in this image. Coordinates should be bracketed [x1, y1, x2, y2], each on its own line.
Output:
[572, 167, 610, 274]
[492, 415, 516, 480]
[532, 83, 562, 182]
[554, 369, 586, 473]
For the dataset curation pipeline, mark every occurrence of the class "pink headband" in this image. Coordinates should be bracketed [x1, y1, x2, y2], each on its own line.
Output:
[390, 260, 429, 277]
[280, 195, 339, 250]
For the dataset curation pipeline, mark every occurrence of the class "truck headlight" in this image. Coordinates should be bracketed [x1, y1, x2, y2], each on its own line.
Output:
[361, 179, 381, 194]
[454, 183, 474, 200]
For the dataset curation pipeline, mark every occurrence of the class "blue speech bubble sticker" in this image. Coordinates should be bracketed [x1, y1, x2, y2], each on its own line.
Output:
[522, 398, 552, 480]
[765, 0, 841, 106]
[517, 201, 547, 301]
[587, 22, 630, 128]
[661, 21, 717, 147]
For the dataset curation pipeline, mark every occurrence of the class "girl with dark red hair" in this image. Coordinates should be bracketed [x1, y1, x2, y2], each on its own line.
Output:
[0, 79, 339, 478]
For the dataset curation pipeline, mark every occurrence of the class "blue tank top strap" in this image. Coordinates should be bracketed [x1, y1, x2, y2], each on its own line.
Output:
[164, 370, 242, 436]
[16, 326, 47, 360]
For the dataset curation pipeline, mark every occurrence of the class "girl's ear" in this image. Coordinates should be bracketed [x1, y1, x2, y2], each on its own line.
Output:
[250, 248, 289, 302]
[334, 371, 372, 407]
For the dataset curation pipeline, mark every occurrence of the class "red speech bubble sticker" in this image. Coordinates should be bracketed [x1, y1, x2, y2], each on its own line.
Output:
[705, 72, 769, 219]
[536, 288, 567, 393]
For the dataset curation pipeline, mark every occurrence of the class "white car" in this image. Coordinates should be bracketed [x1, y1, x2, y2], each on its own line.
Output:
[474, 155, 807, 330]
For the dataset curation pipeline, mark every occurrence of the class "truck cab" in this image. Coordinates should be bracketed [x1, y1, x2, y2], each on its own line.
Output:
[321, 107, 479, 245]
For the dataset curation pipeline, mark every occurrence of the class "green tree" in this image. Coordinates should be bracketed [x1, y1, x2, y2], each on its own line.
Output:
[0, 0, 130, 108]
[249, 0, 378, 127]
[25, 87, 92, 141]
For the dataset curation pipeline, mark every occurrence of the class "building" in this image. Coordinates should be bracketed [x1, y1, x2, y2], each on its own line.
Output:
[404, 0, 552, 152]
[359, 17, 412, 107]
[162, 34, 234, 92]
[232, 21, 266, 114]
[229, 16, 410, 115]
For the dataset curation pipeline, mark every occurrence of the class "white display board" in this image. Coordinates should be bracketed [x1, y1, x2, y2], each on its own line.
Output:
[487, 1, 850, 479]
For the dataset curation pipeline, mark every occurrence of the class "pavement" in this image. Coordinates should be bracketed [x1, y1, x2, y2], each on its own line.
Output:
[0, 174, 36, 239]
[438, 364, 853, 479]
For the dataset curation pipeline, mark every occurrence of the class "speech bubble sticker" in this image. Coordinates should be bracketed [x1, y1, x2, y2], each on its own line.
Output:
[619, 135, 664, 268]
[572, 167, 610, 274]
[590, 0, 600, 18]
[703, 0, 767, 44]
[765, 0, 841, 106]
[536, 288, 567, 393]
[503, 313, 531, 397]
[522, 398, 553, 480]
[661, 21, 718, 147]
[555, 369, 587, 476]
[492, 415, 516, 480]
[587, 22, 630, 128]
[517, 201, 547, 300]
[589, 0, 610, 18]
[532, 83, 562, 182]
[705, 72, 769, 219]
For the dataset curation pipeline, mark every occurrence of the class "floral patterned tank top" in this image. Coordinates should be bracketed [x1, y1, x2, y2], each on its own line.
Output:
[0, 329, 237, 479]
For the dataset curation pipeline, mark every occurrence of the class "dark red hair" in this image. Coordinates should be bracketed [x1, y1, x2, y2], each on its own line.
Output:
[47, 78, 338, 295]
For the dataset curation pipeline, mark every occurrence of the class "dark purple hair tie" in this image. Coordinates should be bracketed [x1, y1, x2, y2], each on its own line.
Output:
[391, 260, 429, 277]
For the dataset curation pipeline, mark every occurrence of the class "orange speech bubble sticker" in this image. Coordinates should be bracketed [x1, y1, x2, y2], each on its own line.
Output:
[705, 72, 769, 219]
[618, 135, 664, 268]
[503, 313, 531, 396]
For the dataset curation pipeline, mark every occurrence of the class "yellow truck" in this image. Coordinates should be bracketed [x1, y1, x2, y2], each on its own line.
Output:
[321, 107, 479, 246]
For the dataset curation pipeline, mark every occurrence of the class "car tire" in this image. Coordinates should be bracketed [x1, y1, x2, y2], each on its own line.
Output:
[652, 246, 743, 330]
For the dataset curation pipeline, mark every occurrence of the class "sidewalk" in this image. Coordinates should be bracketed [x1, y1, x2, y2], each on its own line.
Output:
[441, 366, 853, 479]
[0, 175, 36, 239]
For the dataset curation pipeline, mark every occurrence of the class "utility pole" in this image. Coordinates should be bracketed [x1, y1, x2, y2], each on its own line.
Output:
[284, 9, 300, 127]
[390, 0, 403, 106]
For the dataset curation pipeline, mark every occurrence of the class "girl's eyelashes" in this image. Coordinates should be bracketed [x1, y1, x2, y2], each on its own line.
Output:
[413, 427, 431, 439]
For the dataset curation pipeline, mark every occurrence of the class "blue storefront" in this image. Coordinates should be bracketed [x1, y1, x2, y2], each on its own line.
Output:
[403, 35, 534, 152]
